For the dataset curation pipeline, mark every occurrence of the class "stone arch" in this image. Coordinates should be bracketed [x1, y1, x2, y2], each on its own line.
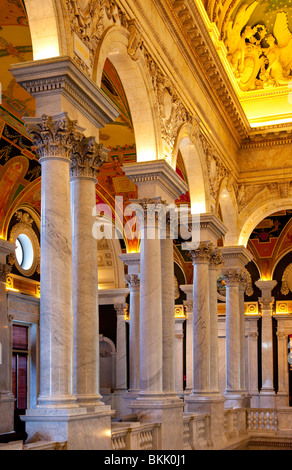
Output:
[238, 198, 292, 247]
[93, 25, 159, 163]
[23, 0, 65, 60]
[172, 123, 210, 214]
[216, 177, 238, 245]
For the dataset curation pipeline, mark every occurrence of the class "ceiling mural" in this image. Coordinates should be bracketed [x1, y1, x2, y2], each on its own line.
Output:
[205, 0, 292, 92]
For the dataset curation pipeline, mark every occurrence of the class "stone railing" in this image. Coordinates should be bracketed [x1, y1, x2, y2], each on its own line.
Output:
[111, 422, 160, 450]
[246, 409, 278, 433]
[183, 412, 211, 450]
[224, 408, 246, 438]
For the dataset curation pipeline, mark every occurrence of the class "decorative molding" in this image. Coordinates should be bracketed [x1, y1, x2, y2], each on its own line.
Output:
[187, 241, 215, 265]
[0, 263, 11, 283]
[70, 136, 109, 179]
[24, 113, 82, 162]
[124, 273, 140, 290]
[221, 268, 247, 287]
[281, 263, 292, 296]
[259, 296, 275, 311]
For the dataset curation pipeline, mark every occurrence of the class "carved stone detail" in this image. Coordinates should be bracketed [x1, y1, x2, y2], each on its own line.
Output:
[114, 303, 128, 317]
[0, 263, 12, 283]
[183, 300, 193, 315]
[70, 136, 108, 179]
[188, 241, 215, 265]
[281, 263, 292, 295]
[259, 297, 275, 311]
[221, 268, 247, 287]
[124, 273, 140, 290]
[25, 114, 82, 162]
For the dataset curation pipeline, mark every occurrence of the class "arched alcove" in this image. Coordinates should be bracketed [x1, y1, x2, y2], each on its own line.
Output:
[239, 199, 292, 247]
[93, 26, 159, 163]
[217, 179, 238, 246]
[172, 124, 209, 214]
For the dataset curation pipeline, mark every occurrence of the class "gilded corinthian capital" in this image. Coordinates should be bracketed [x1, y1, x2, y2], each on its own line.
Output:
[70, 136, 108, 179]
[24, 113, 82, 162]
[188, 241, 215, 265]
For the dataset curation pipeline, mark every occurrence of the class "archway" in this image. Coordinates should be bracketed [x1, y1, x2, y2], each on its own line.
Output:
[216, 178, 238, 246]
[93, 26, 159, 163]
[172, 124, 209, 214]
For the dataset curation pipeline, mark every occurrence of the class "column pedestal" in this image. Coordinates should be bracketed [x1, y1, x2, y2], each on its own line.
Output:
[0, 240, 15, 434]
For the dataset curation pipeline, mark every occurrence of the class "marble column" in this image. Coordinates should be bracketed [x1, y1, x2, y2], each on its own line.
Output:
[25, 113, 79, 408]
[255, 280, 277, 408]
[221, 246, 253, 408]
[114, 303, 128, 416]
[123, 161, 187, 450]
[0, 240, 15, 433]
[181, 285, 193, 395]
[175, 319, 184, 396]
[275, 323, 289, 407]
[70, 136, 107, 408]
[246, 316, 260, 408]
[183, 213, 227, 448]
[22, 114, 113, 449]
[119, 252, 140, 397]
[161, 222, 176, 396]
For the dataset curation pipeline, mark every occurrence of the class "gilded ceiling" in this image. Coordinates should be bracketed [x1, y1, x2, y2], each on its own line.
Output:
[205, 0, 292, 92]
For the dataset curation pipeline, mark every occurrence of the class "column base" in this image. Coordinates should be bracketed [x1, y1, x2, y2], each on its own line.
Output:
[0, 392, 15, 434]
[21, 405, 114, 450]
[276, 392, 289, 408]
[185, 394, 227, 448]
[250, 392, 260, 408]
[224, 390, 250, 408]
[114, 389, 128, 417]
[129, 396, 185, 450]
[259, 389, 276, 408]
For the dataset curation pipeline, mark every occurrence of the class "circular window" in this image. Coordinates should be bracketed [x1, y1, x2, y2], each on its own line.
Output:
[15, 234, 34, 271]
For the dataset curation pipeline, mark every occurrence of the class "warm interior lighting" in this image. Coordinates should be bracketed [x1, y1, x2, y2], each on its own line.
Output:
[250, 118, 292, 128]
[6, 286, 20, 293]
[33, 42, 60, 61]
[191, 202, 206, 215]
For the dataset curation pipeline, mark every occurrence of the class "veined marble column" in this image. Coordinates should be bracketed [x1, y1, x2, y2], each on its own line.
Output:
[188, 241, 214, 396]
[119, 252, 140, 396]
[123, 161, 188, 450]
[175, 319, 184, 396]
[70, 136, 107, 407]
[222, 268, 245, 404]
[276, 322, 289, 407]
[124, 274, 140, 393]
[221, 246, 253, 408]
[161, 220, 176, 395]
[0, 240, 15, 433]
[255, 280, 277, 408]
[246, 316, 260, 408]
[209, 248, 223, 395]
[25, 113, 80, 408]
[114, 303, 128, 393]
[181, 285, 193, 395]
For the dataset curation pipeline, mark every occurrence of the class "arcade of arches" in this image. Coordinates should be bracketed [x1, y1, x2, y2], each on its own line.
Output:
[1, 0, 292, 451]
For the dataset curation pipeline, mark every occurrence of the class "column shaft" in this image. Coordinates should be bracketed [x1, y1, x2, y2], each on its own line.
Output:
[161, 236, 176, 394]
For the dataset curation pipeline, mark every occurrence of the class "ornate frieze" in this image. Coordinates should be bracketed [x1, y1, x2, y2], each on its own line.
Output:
[144, 50, 192, 162]
[25, 114, 82, 162]
[70, 136, 108, 179]
[66, 0, 127, 74]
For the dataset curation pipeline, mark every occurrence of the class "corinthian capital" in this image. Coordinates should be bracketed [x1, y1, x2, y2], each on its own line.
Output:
[188, 241, 215, 265]
[259, 297, 275, 311]
[124, 273, 140, 290]
[221, 268, 247, 287]
[24, 113, 82, 162]
[210, 247, 223, 269]
[70, 136, 108, 179]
